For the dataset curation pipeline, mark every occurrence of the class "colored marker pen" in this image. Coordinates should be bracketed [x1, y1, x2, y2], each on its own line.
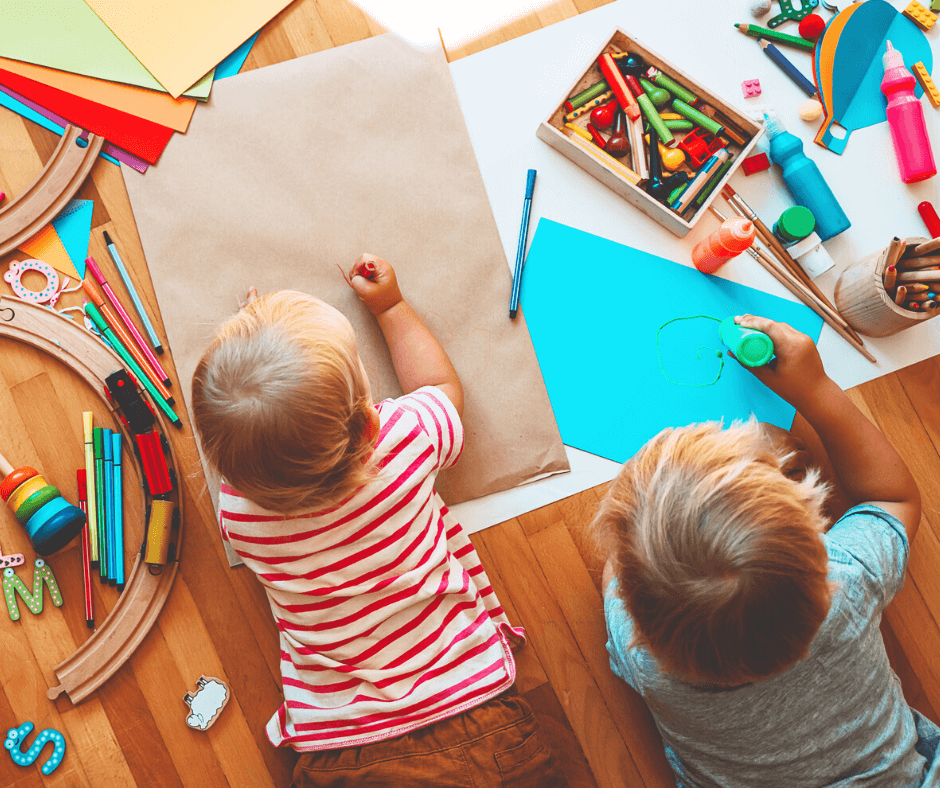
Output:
[112, 433, 124, 591]
[82, 412, 99, 566]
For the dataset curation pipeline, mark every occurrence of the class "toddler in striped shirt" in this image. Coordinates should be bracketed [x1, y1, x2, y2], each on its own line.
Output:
[191, 254, 568, 787]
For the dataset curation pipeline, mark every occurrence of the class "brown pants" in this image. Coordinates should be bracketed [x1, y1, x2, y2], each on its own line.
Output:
[291, 686, 570, 788]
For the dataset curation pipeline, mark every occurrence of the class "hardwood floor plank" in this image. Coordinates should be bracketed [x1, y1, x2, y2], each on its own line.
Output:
[477, 519, 647, 787]
[525, 681, 600, 788]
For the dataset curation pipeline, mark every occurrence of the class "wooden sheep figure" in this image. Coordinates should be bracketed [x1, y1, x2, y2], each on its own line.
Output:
[183, 676, 230, 731]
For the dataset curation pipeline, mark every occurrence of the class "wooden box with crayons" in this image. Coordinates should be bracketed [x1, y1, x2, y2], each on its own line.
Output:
[537, 29, 764, 237]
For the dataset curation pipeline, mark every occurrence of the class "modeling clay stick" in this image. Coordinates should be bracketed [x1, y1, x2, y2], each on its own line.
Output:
[624, 74, 673, 145]
[671, 99, 724, 137]
[563, 91, 613, 122]
[565, 80, 609, 111]
[648, 70, 697, 104]
[597, 53, 640, 121]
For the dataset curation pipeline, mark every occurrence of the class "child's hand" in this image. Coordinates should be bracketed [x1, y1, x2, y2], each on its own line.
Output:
[734, 315, 830, 409]
[347, 254, 404, 316]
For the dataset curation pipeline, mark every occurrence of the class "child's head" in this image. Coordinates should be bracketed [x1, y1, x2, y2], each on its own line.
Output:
[192, 290, 377, 513]
[593, 419, 832, 686]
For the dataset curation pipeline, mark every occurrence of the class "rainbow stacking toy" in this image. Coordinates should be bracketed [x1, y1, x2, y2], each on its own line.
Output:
[0, 452, 85, 556]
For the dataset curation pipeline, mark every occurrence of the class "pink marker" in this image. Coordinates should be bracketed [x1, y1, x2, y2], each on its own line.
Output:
[85, 256, 172, 387]
[881, 41, 936, 183]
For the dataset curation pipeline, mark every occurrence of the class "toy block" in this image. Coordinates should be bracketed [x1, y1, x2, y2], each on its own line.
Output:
[913, 62, 940, 108]
[741, 152, 771, 176]
[741, 79, 762, 98]
[678, 127, 726, 169]
[903, 0, 937, 30]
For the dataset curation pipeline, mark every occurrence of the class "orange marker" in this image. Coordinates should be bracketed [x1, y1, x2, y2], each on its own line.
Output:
[597, 53, 641, 121]
[81, 278, 174, 405]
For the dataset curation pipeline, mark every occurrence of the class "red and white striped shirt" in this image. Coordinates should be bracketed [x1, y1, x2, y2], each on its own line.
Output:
[218, 386, 523, 751]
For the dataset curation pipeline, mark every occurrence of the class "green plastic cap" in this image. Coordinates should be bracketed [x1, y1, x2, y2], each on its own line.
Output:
[776, 206, 816, 242]
[735, 332, 775, 367]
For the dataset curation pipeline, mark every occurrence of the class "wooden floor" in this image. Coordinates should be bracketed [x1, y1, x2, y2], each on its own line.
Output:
[0, 1, 939, 786]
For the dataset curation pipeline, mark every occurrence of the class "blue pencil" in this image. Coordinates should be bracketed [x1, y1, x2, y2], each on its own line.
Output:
[509, 169, 537, 319]
[758, 39, 818, 98]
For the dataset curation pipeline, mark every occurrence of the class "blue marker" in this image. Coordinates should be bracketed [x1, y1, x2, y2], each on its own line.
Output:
[509, 169, 537, 319]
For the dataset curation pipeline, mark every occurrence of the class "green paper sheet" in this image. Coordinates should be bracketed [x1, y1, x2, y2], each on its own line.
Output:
[0, 0, 213, 99]
[519, 220, 825, 463]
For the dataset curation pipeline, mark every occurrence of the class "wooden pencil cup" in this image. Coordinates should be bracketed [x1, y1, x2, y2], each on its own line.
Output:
[834, 236, 939, 337]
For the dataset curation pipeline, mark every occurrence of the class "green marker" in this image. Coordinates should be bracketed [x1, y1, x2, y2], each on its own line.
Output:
[84, 303, 181, 428]
[625, 74, 673, 145]
[719, 317, 774, 367]
[694, 159, 735, 207]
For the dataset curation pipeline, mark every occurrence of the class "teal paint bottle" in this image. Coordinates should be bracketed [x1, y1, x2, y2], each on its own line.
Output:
[764, 110, 850, 241]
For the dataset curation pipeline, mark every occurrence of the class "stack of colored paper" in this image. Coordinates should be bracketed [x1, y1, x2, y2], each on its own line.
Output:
[0, 0, 288, 169]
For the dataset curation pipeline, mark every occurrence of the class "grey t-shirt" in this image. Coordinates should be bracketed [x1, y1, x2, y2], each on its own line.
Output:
[605, 504, 940, 787]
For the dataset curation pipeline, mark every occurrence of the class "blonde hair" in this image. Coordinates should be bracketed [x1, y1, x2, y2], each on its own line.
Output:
[191, 291, 376, 513]
[592, 419, 832, 686]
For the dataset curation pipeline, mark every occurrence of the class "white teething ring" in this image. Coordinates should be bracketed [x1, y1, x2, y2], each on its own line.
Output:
[3, 260, 59, 304]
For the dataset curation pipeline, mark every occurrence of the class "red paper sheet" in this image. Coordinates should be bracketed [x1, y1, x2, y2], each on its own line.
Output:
[0, 67, 173, 164]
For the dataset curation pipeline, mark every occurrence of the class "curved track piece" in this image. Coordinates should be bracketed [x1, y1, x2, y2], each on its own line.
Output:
[0, 299, 182, 705]
[0, 126, 104, 257]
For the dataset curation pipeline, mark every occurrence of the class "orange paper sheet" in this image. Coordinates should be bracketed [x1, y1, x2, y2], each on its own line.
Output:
[18, 226, 80, 280]
[83, 0, 295, 98]
[0, 56, 197, 133]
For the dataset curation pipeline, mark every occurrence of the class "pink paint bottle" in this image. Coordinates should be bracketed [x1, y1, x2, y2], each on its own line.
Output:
[881, 41, 936, 183]
[692, 217, 755, 274]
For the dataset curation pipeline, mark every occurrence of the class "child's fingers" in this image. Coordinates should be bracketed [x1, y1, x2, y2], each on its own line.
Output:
[349, 253, 384, 282]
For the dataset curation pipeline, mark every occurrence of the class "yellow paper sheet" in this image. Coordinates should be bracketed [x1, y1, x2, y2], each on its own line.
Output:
[18, 227, 81, 281]
[0, 57, 197, 133]
[83, 0, 294, 98]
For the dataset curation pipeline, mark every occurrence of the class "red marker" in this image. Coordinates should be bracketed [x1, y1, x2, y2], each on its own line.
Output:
[918, 201, 940, 238]
[77, 470, 93, 629]
[357, 260, 378, 280]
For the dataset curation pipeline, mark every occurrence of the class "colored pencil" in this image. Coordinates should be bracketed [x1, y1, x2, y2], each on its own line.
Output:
[897, 270, 940, 284]
[103, 230, 164, 354]
[76, 469, 93, 628]
[112, 433, 124, 591]
[894, 285, 908, 305]
[735, 23, 816, 52]
[82, 412, 99, 566]
[883, 266, 897, 290]
[86, 255, 171, 386]
[758, 39, 818, 98]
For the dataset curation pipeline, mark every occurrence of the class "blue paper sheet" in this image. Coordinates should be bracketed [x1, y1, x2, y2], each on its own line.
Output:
[52, 200, 94, 278]
[216, 32, 261, 81]
[519, 220, 825, 463]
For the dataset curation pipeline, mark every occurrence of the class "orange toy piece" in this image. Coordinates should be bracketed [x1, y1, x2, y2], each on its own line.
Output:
[903, 0, 937, 30]
[0, 467, 38, 501]
[913, 62, 940, 108]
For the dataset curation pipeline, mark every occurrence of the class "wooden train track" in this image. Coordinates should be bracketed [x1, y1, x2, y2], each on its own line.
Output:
[0, 298, 182, 705]
[0, 125, 104, 257]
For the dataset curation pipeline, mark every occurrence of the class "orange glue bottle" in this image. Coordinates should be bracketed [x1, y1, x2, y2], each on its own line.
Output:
[881, 41, 936, 183]
[692, 217, 755, 273]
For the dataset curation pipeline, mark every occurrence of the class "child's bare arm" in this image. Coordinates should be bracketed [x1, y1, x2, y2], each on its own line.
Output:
[348, 254, 464, 416]
[736, 315, 921, 542]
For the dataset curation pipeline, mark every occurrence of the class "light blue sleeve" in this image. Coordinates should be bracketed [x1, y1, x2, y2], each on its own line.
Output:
[604, 579, 641, 691]
[825, 504, 910, 613]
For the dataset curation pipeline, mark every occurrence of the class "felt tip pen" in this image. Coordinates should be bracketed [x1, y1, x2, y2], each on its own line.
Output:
[76, 469, 94, 628]
[84, 303, 182, 428]
[93, 427, 107, 582]
[102, 231, 164, 354]
[102, 428, 115, 587]
[112, 433, 124, 590]
[509, 169, 537, 319]
[672, 149, 730, 213]
[82, 412, 99, 565]
[356, 260, 377, 280]
[82, 277, 174, 404]
[85, 256, 171, 386]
